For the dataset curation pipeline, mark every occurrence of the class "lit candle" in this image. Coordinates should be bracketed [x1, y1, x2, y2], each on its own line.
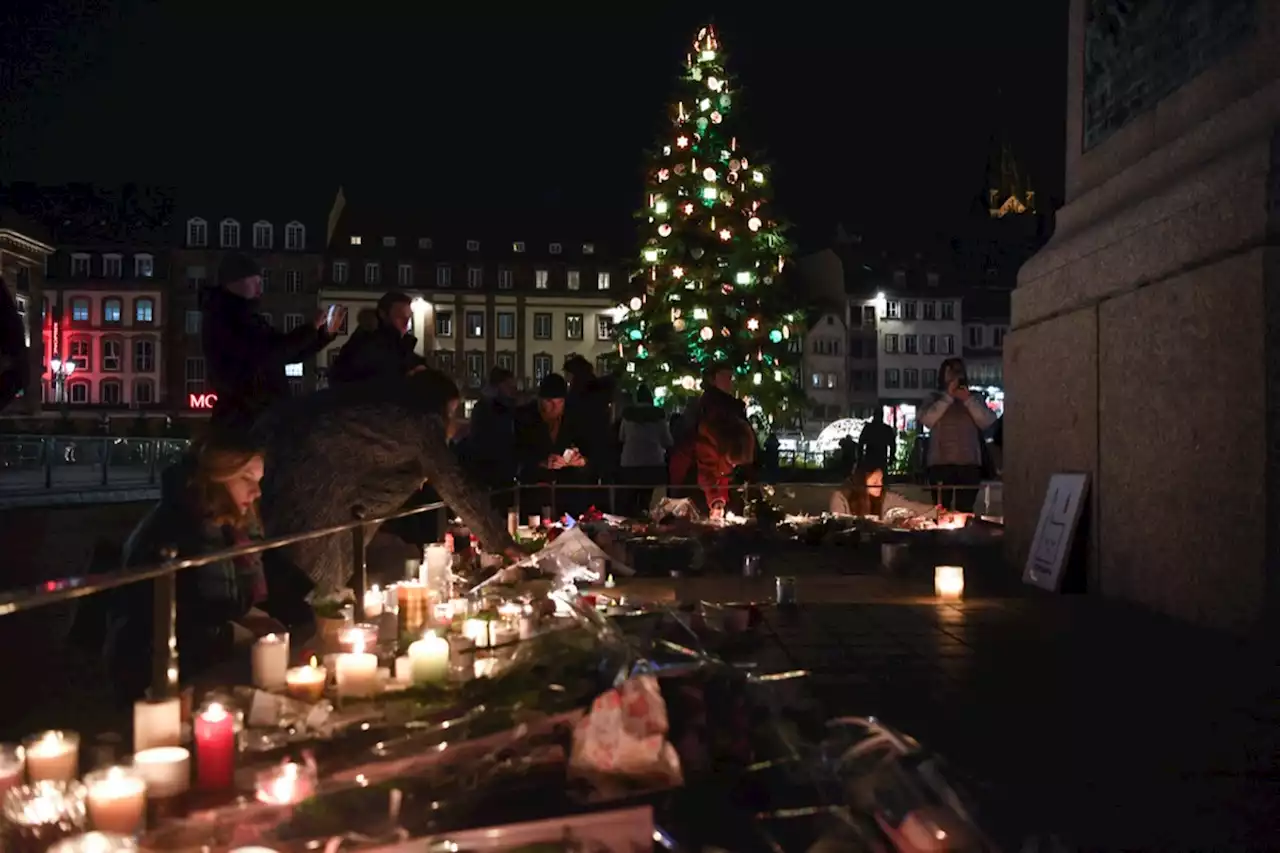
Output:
[507, 509, 518, 537]
[362, 586, 383, 619]
[84, 766, 146, 835]
[131, 747, 190, 799]
[406, 633, 449, 684]
[423, 544, 451, 590]
[193, 701, 235, 791]
[48, 831, 138, 853]
[334, 636, 378, 700]
[254, 761, 316, 806]
[250, 633, 290, 691]
[339, 623, 379, 653]
[934, 565, 965, 600]
[2, 781, 88, 851]
[0, 744, 25, 794]
[24, 731, 79, 782]
[132, 697, 180, 752]
[462, 618, 492, 648]
[284, 657, 327, 703]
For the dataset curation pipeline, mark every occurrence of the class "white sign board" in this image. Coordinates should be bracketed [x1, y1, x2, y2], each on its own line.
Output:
[1022, 472, 1090, 592]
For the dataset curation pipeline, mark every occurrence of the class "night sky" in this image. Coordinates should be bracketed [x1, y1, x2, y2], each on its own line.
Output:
[0, 1, 1068, 250]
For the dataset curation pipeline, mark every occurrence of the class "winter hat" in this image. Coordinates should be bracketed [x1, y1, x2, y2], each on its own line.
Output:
[218, 252, 261, 286]
[538, 373, 568, 399]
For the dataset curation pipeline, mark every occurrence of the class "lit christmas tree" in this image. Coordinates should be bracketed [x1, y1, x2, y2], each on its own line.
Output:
[615, 24, 802, 424]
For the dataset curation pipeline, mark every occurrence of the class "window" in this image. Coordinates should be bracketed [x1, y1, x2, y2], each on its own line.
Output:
[904, 301, 917, 320]
[69, 337, 90, 370]
[862, 305, 876, 325]
[940, 301, 955, 321]
[133, 379, 154, 405]
[253, 221, 273, 249]
[893, 270, 906, 286]
[185, 357, 206, 395]
[467, 267, 483, 289]
[418, 237, 432, 249]
[285, 269, 302, 294]
[810, 372, 822, 389]
[465, 352, 484, 387]
[186, 265, 207, 289]
[71, 254, 90, 276]
[103, 298, 122, 324]
[382, 236, 396, 248]
[71, 298, 90, 322]
[436, 265, 452, 287]
[496, 312, 516, 339]
[596, 315, 613, 341]
[597, 271, 611, 290]
[465, 311, 484, 338]
[922, 368, 938, 389]
[496, 351, 515, 372]
[968, 326, 985, 348]
[465, 239, 479, 252]
[284, 362, 304, 377]
[219, 219, 240, 248]
[903, 368, 919, 389]
[363, 262, 381, 285]
[134, 254, 154, 278]
[497, 269, 513, 289]
[350, 236, 362, 245]
[583, 243, 595, 255]
[133, 338, 155, 372]
[922, 334, 936, 355]
[884, 333, 899, 354]
[332, 260, 348, 283]
[826, 373, 838, 389]
[922, 301, 936, 321]
[103, 254, 122, 278]
[185, 310, 202, 335]
[102, 338, 122, 371]
[595, 354, 612, 375]
[903, 334, 918, 354]
[534, 269, 548, 290]
[398, 264, 413, 287]
[533, 313, 552, 339]
[549, 242, 562, 254]
[284, 221, 306, 251]
[69, 382, 89, 404]
[260, 268, 271, 291]
[186, 218, 207, 247]
[134, 298, 154, 323]
[288, 379, 304, 396]
[284, 313, 304, 331]
[432, 351, 454, 376]
[885, 368, 901, 389]
[993, 326, 1007, 348]
[260, 312, 272, 326]
[436, 311, 453, 337]
[941, 334, 955, 355]
[567, 270, 580, 290]
[886, 300, 901, 320]
[927, 272, 939, 287]
[565, 313, 584, 340]
[513, 241, 525, 253]
[533, 353, 552, 380]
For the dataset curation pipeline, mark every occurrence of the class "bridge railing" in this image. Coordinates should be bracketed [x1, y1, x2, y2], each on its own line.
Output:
[0, 435, 191, 492]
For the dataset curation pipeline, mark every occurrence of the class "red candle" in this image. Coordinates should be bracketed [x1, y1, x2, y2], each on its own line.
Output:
[194, 701, 235, 790]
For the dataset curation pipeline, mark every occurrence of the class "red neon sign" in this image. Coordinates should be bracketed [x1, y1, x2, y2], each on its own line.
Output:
[188, 392, 218, 410]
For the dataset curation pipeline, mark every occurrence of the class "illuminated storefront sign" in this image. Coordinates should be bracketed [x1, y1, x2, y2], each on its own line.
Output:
[188, 392, 218, 410]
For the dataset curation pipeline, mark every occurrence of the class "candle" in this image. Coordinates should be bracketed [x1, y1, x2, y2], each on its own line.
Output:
[132, 697, 181, 753]
[0, 744, 25, 794]
[84, 766, 146, 835]
[362, 586, 383, 618]
[507, 509, 518, 537]
[3, 781, 88, 853]
[528, 515, 540, 529]
[338, 623, 379, 653]
[334, 637, 378, 700]
[24, 731, 79, 782]
[406, 633, 449, 684]
[393, 656, 412, 683]
[284, 657, 327, 703]
[423, 544, 451, 589]
[518, 611, 538, 640]
[251, 633, 290, 691]
[934, 565, 965, 600]
[131, 747, 189, 799]
[48, 832, 138, 853]
[462, 618, 493, 648]
[254, 761, 316, 806]
[396, 582, 429, 635]
[496, 602, 523, 625]
[193, 701, 235, 791]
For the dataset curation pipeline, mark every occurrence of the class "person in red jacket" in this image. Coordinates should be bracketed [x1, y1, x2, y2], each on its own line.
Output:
[668, 409, 756, 519]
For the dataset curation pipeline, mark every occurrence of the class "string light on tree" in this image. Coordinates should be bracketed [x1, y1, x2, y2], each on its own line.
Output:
[613, 23, 802, 423]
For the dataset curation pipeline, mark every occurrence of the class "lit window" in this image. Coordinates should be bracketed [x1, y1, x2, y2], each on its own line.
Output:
[565, 314, 583, 340]
[597, 272, 610, 290]
[513, 241, 525, 253]
[285, 363, 304, 377]
[134, 299, 154, 323]
[583, 243, 595, 255]
[103, 299, 122, 324]
[350, 235, 362, 245]
[134, 254, 154, 278]
[567, 270, 580, 290]
[71, 298, 90, 322]
[534, 269, 548, 289]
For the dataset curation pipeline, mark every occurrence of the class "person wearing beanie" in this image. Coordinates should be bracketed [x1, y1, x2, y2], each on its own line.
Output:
[201, 252, 346, 429]
[513, 372, 591, 516]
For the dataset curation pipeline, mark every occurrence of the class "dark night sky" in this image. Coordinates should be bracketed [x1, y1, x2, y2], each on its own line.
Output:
[0, 1, 1068, 250]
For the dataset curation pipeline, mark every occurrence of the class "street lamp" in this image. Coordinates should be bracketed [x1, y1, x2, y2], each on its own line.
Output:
[49, 357, 76, 413]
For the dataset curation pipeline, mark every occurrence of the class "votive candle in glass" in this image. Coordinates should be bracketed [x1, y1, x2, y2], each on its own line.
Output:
[334, 637, 378, 700]
[338, 623, 379, 654]
[24, 731, 79, 783]
[496, 602, 523, 626]
[362, 585, 383, 619]
[193, 701, 235, 791]
[131, 747, 189, 800]
[131, 697, 180, 753]
[284, 657, 327, 703]
[3, 781, 88, 853]
[83, 766, 146, 835]
[934, 565, 965, 601]
[250, 633, 289, 691]
[462, 618, 493, 648]
[0, 744, 26, 794]
[397, 582, 429, 636]
[253, 761, 316, 806]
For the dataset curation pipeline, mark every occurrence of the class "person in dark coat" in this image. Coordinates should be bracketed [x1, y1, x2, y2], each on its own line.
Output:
[465, 366, 520, 496]
[514, 373, 591, 517]
[255, 368, 519, 597]
[202, 253, 344, 429]
[328, 291, 426, 384]
[858, 412, 896, 475]
[0, 278, 28, 413]
[562, 355, 616, 479]
[676, 362, 749, 444]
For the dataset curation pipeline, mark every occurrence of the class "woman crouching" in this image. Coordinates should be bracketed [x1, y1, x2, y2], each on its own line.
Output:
[830, 464, 942, 526]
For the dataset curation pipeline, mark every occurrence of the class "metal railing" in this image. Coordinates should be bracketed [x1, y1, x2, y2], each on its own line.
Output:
[0, 435, 190, 492]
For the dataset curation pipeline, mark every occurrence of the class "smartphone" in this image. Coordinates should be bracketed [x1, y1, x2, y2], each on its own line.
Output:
[325, 304, 338, 325]
[563, 448, 577, 462]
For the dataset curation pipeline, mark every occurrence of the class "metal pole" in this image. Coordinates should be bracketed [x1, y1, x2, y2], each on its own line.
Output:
[43, 437, 52, 489]
[151, 548, 179, 700]
[100, 437, 110, 486]
[147, 438, 159, 485]
[351, 508, 367, 623]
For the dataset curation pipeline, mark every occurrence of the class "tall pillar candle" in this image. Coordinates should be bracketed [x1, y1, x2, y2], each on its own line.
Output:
[250, 633, 289, 691]
[406, 633, 449, 684]
[132, 697, 181, 752]
[334, 638, 378, 699]
[193, 701, 235, 791]
[83, 766, 146, 835]
[23, 731, 79, 783]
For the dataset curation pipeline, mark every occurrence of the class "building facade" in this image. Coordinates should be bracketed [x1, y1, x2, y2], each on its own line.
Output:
[800, 312, 849, 433]
[0, 210, 53, 414]
[961, 289, 1010, 416]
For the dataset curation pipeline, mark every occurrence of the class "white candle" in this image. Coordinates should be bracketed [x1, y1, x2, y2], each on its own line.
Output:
[934, 565, 965, 600]
[423, 544, 451, 587]
[406, 633, 449, 684]
[334, 638, 378, 699]
[250, 633, 289, 691]
[462, 618, 492, 648]
[84, 766, 146, 835]
[132, 747, 190, 798]
[528, 515, 541, 529]
[393, 656, 413, 683]
[507, 509, 518, 537]
[132, 697, 181, 752]
[362, 586, 383, 618]
[23, 731, 79, 782]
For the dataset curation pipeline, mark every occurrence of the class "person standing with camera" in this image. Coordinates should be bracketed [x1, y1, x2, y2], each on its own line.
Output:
[919, 357, 996, 512]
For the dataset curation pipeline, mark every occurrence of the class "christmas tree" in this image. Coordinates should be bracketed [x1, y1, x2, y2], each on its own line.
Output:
[615, 24, 802, 424]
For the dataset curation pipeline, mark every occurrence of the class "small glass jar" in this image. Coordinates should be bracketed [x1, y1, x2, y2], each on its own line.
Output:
[3, 781, 88, 853]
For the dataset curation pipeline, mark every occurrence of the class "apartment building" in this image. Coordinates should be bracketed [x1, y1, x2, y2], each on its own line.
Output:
[0, 209, 53, 414]
[801, 311, 849, 433]
[961, 288, 1009, 415]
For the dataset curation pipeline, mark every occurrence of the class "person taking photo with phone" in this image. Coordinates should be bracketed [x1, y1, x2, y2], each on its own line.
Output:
[919, 357, 997, 513]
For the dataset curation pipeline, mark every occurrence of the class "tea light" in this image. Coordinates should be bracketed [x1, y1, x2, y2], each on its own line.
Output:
[462, 618, 493, 648]
[132, 697, 180, 752]
[284, 657, 327, 703]
[334, 637, 378, 699]
[24, 731, 79, 782]
[3, 781, 88, 853]
[250, 633, 289, 691]
[83, 766, 146, 835]
[0, 744, 25, 794]
[48, 832, 138, 853]
[407, 633, 449, 684]
[254, 761, 315, 806]
[362, 586, 383, 619]
[193, 701, 235, 791]
[934, 565, 965, 600]
[131, 748, 189, 799]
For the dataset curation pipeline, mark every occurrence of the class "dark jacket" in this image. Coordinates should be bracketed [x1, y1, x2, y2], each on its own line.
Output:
[201, 288, 330, 429]
[255, 373, 515, 595]
[514, 401, 584, 481]
[0, 279, 28, 412]
[565, 376, 615, 473]
[328, 323, 425, 385]
[465, 385, 519, 485]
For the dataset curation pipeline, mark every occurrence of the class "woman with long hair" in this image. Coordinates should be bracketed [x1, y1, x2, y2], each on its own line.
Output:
[669, 408, 756, 517]
[830, 464, 940, 525]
